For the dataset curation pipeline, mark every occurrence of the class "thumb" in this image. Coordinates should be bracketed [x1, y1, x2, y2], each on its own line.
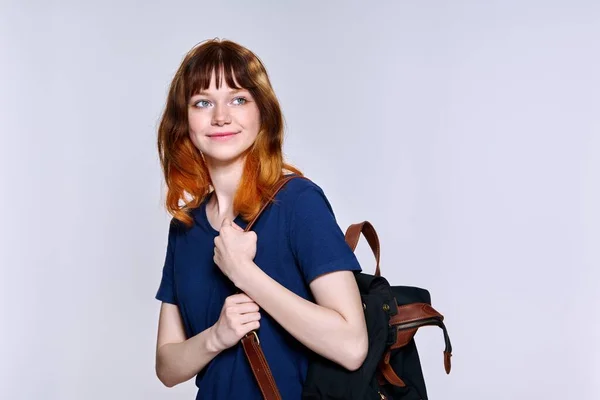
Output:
[232, 222, 244, 232]
[221, 218, 231, 228]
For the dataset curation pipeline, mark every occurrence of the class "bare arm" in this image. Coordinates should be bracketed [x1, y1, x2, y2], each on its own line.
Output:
[155, 294, 260, 387]
[234, 263, 368, 371]
[155, 303, 220, 387]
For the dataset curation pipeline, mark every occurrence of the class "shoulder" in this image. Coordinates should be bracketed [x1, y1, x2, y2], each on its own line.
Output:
[277, 175, 327, 201]
[165, 215, 190, 244]
[274, 175, 337, 221]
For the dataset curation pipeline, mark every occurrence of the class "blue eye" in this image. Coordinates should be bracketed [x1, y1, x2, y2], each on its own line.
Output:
[232, 97, 247, 105]
[194, 100, 211, 108]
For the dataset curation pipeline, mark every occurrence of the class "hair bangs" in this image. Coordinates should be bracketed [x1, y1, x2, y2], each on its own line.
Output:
[184, 45, 257, 100]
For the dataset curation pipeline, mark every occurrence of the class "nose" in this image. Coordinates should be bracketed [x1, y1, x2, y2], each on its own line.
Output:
[211, 104, 231, 126]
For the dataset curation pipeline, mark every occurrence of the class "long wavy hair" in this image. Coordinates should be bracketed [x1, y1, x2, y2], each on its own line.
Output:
[157, 39, 303, 228]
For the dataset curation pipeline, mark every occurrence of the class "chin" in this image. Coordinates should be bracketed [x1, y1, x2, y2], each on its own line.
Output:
[202, 147, 252, 165]
[193, 133, 258, 165]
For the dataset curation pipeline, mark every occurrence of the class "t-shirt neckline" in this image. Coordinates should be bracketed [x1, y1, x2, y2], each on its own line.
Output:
[201, 193, 248, 235]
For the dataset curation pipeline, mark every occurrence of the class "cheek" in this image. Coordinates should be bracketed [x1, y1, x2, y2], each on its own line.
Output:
[242, 107, 261, 133]
[188, 111, 211, 132]
[187, 114, 208, 148]
[187, 113, 206, 133]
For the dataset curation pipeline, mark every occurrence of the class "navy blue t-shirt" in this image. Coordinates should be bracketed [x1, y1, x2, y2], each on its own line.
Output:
[155, 176, 362, 399]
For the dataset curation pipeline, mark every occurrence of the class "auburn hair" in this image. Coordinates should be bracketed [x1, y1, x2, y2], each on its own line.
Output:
[157, 38, 303, 228]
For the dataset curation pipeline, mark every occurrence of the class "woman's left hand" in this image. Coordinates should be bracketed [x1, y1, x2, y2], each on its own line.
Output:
[213, 219, 257, 282]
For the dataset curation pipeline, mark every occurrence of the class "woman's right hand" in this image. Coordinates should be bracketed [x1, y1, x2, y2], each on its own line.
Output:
[209, 293, 261, 352]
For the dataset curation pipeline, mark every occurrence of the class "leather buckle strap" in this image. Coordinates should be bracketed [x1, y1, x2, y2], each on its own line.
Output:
[241, 331, 282, 400]
[240, 175, 303, 399]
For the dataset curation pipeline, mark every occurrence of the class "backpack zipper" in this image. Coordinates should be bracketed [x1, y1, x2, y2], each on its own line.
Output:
[395, 317, 441, 330]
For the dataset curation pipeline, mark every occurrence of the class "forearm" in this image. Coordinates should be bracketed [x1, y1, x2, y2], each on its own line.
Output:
[156, 326, 221, 387]
[234, 261, 365, 370]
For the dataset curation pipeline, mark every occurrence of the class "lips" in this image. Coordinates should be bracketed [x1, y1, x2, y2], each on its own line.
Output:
[207, 132, 238, 138]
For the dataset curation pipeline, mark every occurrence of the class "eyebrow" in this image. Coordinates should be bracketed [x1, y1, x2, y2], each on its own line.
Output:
[193, 88, 248, 97]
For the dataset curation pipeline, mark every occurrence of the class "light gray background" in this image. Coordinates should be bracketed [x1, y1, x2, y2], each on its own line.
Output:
[1, 0, 598, 399]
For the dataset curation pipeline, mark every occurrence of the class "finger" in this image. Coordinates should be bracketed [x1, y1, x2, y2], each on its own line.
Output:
[241, 320, 260, 333]
[221, 218, 231, 228]
[240, 312, 261, 324]
[226, 293, 256, 305]
[234, 302, 260, 314]
[232, 222, 244, 232]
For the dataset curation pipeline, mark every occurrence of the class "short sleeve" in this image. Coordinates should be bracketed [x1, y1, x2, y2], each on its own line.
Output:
[288, 185, 362, 283]
[155, 218, 179, 305]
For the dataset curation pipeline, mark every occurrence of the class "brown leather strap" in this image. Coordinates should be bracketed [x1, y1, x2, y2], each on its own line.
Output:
[344, 221, 381, 276]
[444, 351, 452, 374]
[245, 174, 302, 232]
[241, 332, 282, 400]
[240, 174, 304, 399]
[378, 350, 406, 387]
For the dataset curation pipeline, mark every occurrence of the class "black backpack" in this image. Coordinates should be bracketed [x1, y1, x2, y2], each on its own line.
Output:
[301, 221, 453, 399]
[241, 176, 452, 400]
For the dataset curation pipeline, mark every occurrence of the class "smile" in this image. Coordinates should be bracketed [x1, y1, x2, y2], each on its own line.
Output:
[207, 132, 239, 141]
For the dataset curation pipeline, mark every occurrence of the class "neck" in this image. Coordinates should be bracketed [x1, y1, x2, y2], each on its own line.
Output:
[205, 156, 246, 219]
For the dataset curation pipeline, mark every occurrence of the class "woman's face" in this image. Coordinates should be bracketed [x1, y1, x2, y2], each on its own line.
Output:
[187, 72, 261, 166]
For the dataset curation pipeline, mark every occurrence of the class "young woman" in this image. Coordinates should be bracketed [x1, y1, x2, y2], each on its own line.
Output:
[154, 38, 368, 399]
